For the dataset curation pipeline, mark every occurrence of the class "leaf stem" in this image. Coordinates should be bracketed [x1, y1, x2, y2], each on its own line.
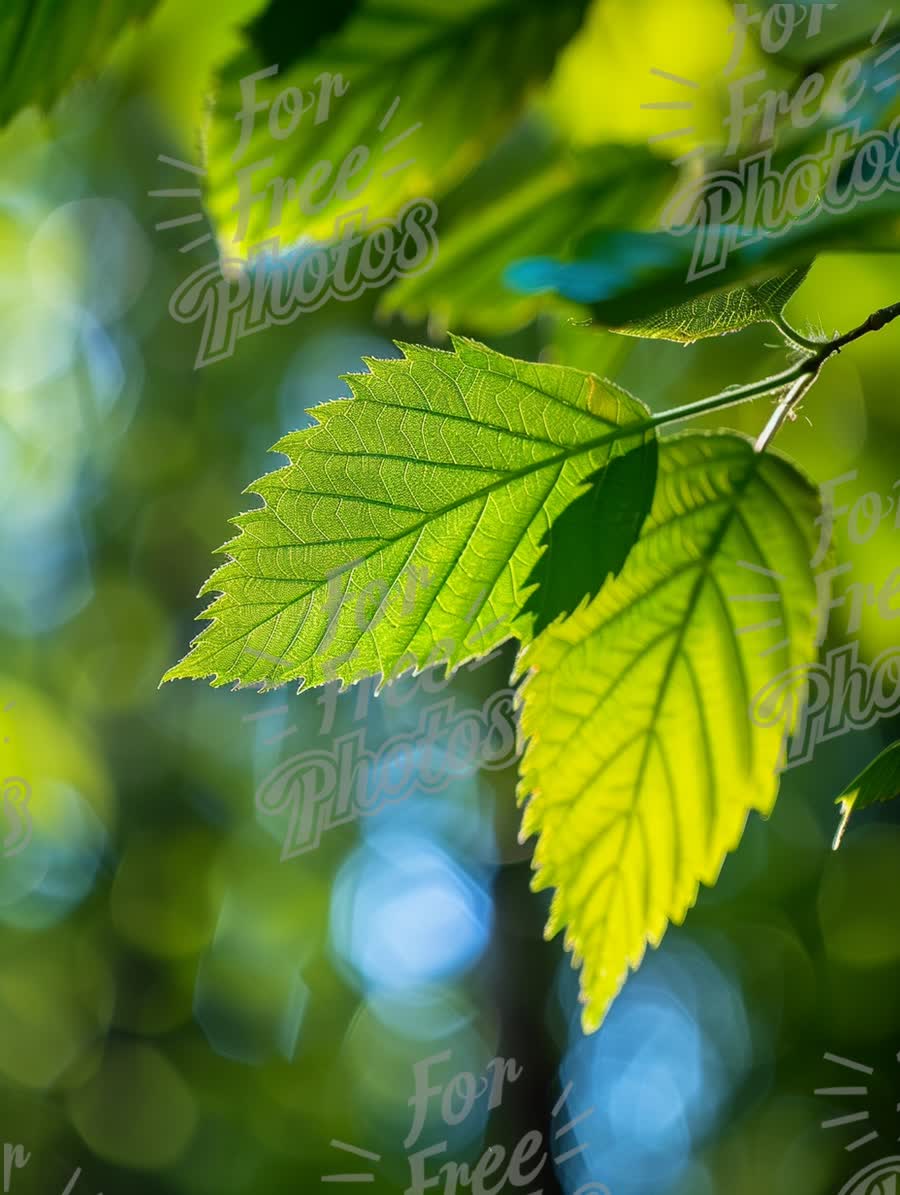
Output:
[772, 312, 823, 353]
[650, 299, 900, 434]
[649, 359, 810, 429]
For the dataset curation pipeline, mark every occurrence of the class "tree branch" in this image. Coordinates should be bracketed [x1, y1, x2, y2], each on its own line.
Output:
[810, 300, 900, 361]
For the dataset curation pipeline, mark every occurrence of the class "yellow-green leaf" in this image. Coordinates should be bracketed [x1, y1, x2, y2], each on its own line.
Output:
[516, 433, 821, 1032]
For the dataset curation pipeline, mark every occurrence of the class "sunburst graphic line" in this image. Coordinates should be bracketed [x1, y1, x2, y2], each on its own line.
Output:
[554, 1141, 590, 1165]
[847, 1130, 880, 1152]
[871, 10, 899, 90]
[550, 1077, 596, 1167]
[155, 214, 204, 231]
[378, 96, 401, 131]
[649, 67, 700, 88]
[728, 567, 790, 656]
[555, 1106, 596, 1138]
[648, 126, 696, 143]
[382, 158, 416, 179]
[872, 9, 894, 44]
[673, 147, 707, 165]
[552, 1080, 574, 1118]
[823, 1112, 871, 1129]
[179, 233, 213, 253]
[815, 1052, 884, 1153]
[757, 637, 791, 658]
[156, 153, 206, 176]
[150, 155, 210, 250]
[737, 618, 784, 635]
[329, 1141, 382, 1162]
[383, 123, 421, 152]
[737, 561, 787, 581]
[321, 1139, 382, 1184]
[824, 1053, 875, 1076]
[873, 70, 900, 93]
[264, 726, 299, 746]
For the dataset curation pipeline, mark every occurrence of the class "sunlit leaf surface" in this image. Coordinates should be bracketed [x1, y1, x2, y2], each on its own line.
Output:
[517, 434, 821, 1031]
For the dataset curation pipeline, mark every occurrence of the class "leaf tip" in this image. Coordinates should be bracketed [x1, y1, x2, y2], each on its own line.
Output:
[832, 797, 855, 851]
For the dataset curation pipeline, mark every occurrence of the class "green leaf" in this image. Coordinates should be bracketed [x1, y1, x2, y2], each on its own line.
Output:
[757, 0, 900, 70]
[382, 140, 672, 335]
[105, 0, 272, 147]
[523, 440, 658, 636]
[613, 265, 812, 345]
[163, 336, 655, 693]
[204, 0, 591, 255]
[0, 0, 159, 125]
[506, 179, 900, 331]
[516, 433, 821, 1032]
[833, 739, 900, 849]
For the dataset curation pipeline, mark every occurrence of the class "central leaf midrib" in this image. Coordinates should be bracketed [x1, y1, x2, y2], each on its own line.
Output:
[587, 449, 764, 928]
[209, 412, 653, 669]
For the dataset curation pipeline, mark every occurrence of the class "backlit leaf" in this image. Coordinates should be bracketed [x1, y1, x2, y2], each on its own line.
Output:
[516, 433, 821, 1032]
[614, 265, 812, 344]
[163, 336, 656, 692]
[0, 0, 158, 124]
[204, 0, 591, 256]
[506, 179, 900, 330]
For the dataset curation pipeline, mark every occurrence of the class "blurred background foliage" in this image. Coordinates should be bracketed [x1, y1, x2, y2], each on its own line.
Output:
[1, 0, 899, 1193]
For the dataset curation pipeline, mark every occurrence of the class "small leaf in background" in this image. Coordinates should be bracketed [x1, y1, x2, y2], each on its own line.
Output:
[505, 175, 900, 330]
[516, 433, 821, 1032]
[523, 439, 658, 635]
[203, 0, 591, 255]
[833, 739, 900, 849]
[163, 336, 655, 693]
[614, 265, 812, 344]
[0, 0, 160, 125]
[104, 0, 271, 139]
